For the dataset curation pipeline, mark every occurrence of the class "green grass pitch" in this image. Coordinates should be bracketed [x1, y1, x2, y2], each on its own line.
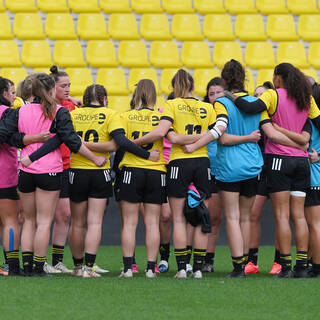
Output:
[0, 246, 318, 320]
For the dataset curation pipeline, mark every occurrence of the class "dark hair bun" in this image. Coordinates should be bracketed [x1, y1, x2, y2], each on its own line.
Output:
[49, 65, 59, 74]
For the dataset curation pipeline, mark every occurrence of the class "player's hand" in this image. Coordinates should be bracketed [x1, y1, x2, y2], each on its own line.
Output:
[309, 148, 319, 163]
[248, 130, 261, 142]
[182, 144, 196, 153]
[148, 149, 160, 162]
[93, 155, 107, 167]
[21, 156, 32, 167]
[69, 96, 82, 107]
[37, 130, 51, 142]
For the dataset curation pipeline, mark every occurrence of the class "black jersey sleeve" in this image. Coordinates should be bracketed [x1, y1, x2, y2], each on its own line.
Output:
[311, 115, 320, 133]
[110, 129, 150, 160]
[302, 120, 312, 135]
[0, 108, 19, 144]
[234, 97, 267, 114]
[51, 107, 81, 153]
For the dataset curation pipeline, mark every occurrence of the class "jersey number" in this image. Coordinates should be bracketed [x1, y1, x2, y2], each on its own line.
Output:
[185, 124, 202, 134]
[77, 129, 99, 142]
[132, 131, 153, 151]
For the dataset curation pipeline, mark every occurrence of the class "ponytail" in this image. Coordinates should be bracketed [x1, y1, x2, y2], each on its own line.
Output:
[172, 69, 194, 98]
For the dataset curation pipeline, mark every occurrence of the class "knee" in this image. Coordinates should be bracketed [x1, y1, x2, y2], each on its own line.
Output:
[160, 212, 171, 223]
[211, 214, 222, 227]
[55, 209, 71, 225]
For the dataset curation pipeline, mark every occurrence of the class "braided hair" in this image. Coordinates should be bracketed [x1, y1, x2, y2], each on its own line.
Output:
[83, 84, 108, 106]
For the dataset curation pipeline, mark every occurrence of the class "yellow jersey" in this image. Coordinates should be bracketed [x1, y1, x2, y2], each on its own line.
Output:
[70, 105, 121, 169]
[161, 97, 216, 161]
[119, 108, 167, 172]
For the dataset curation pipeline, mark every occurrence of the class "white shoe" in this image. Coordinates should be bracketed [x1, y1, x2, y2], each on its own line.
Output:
[54, 262, 72, 274]
[186, 264, 193, 273]
[158, 260, 169, 273]
[92, 264, 109, 274]
[190, 270, 203, 279]
[71, 266, 83, 277]
[146, 269, 156, 278]
[175, 269, 187, 279]
[44, 262, 61, 274]
[82, 265, 101, 278]
[119, 269, 133, 278]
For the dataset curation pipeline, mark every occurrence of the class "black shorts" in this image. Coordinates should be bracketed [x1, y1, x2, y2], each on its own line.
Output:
[0, 186, 19, 200]
[167, 157, 211, 198]
[210, 174, 219, 194]
[256, 169, 268, 197]
[116, 167, 167, 204]
[305, 187, 320, 207]
[59, 169, 70, 198]
[69, 169, 113, 203]
[266, 154, 310, 194]
[18, 170, 62, 193]
[217, 176, 258, 197]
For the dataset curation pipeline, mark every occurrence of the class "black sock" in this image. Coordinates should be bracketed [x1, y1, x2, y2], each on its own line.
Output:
[296, 251, 308, 269]
[174, 248, 187, 271]
[3, 249, 7, 264]
[52, 244, 64, 266]
[33, 255, 46, 273]
[159, 243, 170, 262]
[232, 256, 244, 272]
[84, 253, 96, 268]
[132, 251, 136, 265]
[147, 261, 156, 273]
[243, 253, 249, 264]
[6, 250, 19, 273]
[205, 252, 215, 265]
[186, 245, 192, 264]
[280, 254, 292, 271]
[248, 248, 259, 265]
[123, 256, 133, 272]
[274, 250, 280, 264]
[193, 249, 206, 272]
[73, 256, 83, 267]
[22, 251, 33, 272]
[308, 258, 313, 268]
[312, 263, 320, 273]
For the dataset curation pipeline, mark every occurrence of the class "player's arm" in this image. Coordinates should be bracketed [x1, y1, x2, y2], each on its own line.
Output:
[84, 139, 118, 152]
[219, 130, 261, 145]
[166, 129, 205, 145]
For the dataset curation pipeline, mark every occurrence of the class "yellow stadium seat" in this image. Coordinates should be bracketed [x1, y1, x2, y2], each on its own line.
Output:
[37, 0, 68, 13]
[0, 41, 21, 67]
[0, 1, 5, 11]
[302, 68, 319, 82]
[245, 69, 255, 95]
[118, 41, 149, 68]
[181, 42, 213, 69]
[65, 68, 93, 96]
[128, 69, 159, 93]
[108, 14, 139, 40]
[225, 0, 257, 14]
[131, 0, 162, 13]
[33, 68, 50, 73]
[256, 0, 287, 14]
[277, 42, 308, 68]
[45, 14, 77, 40]
[194, 0, 225, 14]
[160, 68, 179, 96]
[156, 96, 166, 109]
[213, 42, 244, 69]
[108, 96, 131, 113]
[69, 0, 100, 13]
[298, 15, 320, 41]
[96, 68, 129, 95]
[77, 14, 109, 40]
[140, 14, 171, 40]
[266, 15, 298, 41]
[5, 0, 37, 12]
[235, 15, 266, 41]
[0, 13, 13, 39]
[256, 69, 274, 86]
[193, 68, 221, 97]
[150, 41, 181, 68]
[172, 14, 203, 41]
[162, 0, 194, 13]
[1, 68, 27, 85]
[21, 41, 52, 67]
[86, 41, 118, 68]
[309, 43, 320, 69]
[13, 13, 45, 40]
[53, 41, 86, 68]
[287, 0, 318, 14]
[100, 0, 131, 13]
[245, 42, 275, 69]
[203, 15, 235, 41]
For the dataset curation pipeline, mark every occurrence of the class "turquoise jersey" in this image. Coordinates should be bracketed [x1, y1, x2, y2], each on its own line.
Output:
[309, 121, 320, 187]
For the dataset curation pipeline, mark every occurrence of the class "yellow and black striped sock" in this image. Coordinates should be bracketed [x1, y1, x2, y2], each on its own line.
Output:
[243, 253, 249, 264]
[52, 244, 64, 266]
[22, 251, 33, 273]
[186, 245, 192, 264]
[6, 250, 19, 272]
[205, 252, 215, 265]
[174, 248, 187, 271]
[296, 251, 308, 269]
[33, 255, 46, 273]
[193, 249, 206, 272]
[280, 253, 292, 271]
[232, 256, 245, 271]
